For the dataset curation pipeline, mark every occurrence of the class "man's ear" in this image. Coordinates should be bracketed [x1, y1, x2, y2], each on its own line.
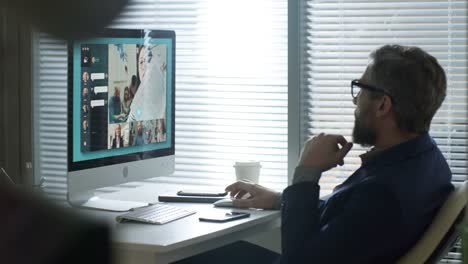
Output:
[375, 95, 393, 118]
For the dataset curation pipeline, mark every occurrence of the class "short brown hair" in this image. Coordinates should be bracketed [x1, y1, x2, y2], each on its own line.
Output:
[369, 45, 446, 133]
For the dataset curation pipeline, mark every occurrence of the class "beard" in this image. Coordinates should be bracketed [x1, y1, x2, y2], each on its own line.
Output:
[352, 110, 377, 147]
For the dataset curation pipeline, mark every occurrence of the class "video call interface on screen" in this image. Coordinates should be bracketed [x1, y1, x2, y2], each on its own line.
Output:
[75, 36, 172, 162]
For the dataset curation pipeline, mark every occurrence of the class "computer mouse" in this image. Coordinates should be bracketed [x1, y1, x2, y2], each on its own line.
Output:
[213, 198, 235, 208]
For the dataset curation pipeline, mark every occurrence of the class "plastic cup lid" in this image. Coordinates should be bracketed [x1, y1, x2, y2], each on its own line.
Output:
[234, 161, 261, 167]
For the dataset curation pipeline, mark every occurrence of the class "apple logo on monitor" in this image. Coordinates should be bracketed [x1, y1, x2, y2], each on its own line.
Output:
[123, 166, 128, 178]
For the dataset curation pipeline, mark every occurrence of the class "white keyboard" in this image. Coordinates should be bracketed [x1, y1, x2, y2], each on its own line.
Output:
[116, 203, 196, 225]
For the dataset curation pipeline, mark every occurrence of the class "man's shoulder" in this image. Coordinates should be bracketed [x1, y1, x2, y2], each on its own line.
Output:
[370, 135, 450, 180]
[368, 143, 453, 214]
[381, 142, 450, 180]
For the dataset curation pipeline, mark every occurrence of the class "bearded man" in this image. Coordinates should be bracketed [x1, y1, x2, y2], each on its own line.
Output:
[175, 44, 454, 264]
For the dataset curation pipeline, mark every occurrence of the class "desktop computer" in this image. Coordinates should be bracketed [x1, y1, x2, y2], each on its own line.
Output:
[67, 29, 176, 211]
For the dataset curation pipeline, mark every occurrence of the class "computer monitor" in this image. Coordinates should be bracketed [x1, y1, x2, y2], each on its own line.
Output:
[67, 29, 175, 211]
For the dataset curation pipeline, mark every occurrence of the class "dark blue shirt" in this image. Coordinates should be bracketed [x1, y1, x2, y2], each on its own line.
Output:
[280, 134, 453, 264]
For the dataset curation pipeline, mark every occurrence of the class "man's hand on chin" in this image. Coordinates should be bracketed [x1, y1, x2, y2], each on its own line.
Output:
[299, 133, 353, 172]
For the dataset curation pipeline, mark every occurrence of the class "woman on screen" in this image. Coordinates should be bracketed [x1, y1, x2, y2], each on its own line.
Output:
[129, 75, 137, 100]
[127, 44, 167, 122]
[156, 119, 166, 142]
[115, 86, 132, 122]
[111, 124, 124, 149]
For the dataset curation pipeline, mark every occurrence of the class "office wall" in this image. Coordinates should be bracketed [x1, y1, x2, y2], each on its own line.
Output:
[18, 19, 33, 186]
[0, 8, 5, 171]
[1, 7, 20, 183]
[0, 7, 32, 185]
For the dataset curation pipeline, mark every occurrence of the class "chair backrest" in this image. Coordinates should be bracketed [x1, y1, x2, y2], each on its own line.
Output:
[397, 181, 468, 264]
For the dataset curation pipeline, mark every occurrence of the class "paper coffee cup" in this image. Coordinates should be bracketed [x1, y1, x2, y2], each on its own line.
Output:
[234, 161, 261, 183]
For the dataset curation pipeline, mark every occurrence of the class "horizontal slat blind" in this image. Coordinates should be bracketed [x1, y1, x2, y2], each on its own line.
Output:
[301, 1, 467, 261]
[33, 35, 68, 200]
[34, 0, 288, 200]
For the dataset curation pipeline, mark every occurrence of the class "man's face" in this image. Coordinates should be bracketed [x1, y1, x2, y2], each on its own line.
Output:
[352, 66, 378, 147]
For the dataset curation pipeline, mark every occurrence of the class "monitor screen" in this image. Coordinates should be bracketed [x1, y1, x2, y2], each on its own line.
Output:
[68, 29, 175, 172]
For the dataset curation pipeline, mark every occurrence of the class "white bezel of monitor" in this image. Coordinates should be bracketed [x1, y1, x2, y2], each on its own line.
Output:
[67, 29, 176, 211]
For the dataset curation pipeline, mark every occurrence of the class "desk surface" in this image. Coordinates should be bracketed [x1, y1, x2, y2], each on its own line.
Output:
[80, 181, 281, 263]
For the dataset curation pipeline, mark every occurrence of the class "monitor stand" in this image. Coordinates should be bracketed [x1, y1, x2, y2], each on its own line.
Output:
[67, 156, 175, 212]
[79, 196, 149, 212]
[68, 190, 150, 212]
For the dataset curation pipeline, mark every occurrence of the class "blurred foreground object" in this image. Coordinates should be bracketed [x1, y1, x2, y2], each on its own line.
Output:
[0, 184, 112, 264]
[0, 0, 127, 262]
[0, 0, 128, 39]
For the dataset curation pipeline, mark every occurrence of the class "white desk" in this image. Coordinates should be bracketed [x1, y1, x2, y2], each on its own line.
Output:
[83, 182, 281, 264]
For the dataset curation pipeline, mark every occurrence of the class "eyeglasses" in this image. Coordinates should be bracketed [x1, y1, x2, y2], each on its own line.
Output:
[351, 79, 394, 102]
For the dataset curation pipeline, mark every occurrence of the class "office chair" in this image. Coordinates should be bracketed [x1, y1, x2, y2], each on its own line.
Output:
[397, 181, 468, 264]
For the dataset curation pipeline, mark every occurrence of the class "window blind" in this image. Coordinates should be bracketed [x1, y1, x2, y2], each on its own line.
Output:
[33, 0, 288, 201]
[301, 0, 468, 197]
[33, 34, 68, 200]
